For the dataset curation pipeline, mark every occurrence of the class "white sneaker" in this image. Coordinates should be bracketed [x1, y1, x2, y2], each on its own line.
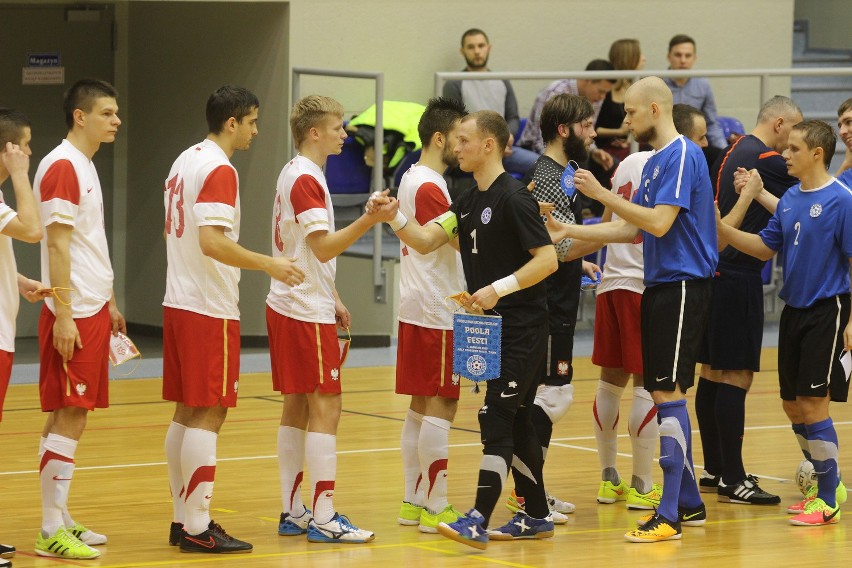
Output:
[307, 513, 375, 544]
[548, 510, 569, 524]
[547, 493, 576, 515]
[68, 524, 107, 546]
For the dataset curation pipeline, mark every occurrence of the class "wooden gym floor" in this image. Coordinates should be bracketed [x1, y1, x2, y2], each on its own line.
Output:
[1, 348, 850, 567]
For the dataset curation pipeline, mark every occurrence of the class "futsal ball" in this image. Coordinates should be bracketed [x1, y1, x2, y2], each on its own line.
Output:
[796, 459, 817, 495]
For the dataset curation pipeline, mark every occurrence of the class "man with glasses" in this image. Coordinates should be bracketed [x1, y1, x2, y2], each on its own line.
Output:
[32, 79, 125, 560]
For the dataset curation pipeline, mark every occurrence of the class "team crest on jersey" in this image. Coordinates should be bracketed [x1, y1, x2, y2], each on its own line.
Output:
[233, 380, 239, 393]
[331, 368, 340, 381]
[652, 166, 660, 180]
[557, 361, 570, 375]
[75, 383, 87, 396]
[810, 203, 822, 218]
[481, 207, 492, 224]
[451, 373, 460, 386]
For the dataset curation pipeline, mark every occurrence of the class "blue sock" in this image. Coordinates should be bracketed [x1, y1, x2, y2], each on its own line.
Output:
[792, 423, 812, 460]
[657, 400, 691, 521]
[806, 418, 839, 507]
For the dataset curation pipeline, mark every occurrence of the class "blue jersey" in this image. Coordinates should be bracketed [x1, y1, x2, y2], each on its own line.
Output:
[633, 135, 718, 286]
[839, 168, 852, 188]
[759, 178, 852, 308]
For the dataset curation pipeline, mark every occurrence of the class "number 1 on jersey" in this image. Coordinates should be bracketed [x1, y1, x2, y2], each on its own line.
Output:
[471, 228, 478, 254]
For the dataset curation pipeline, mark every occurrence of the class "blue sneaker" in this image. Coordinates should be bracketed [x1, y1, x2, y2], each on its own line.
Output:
[437, 508, 488, 550]
[488, 512, 555, 540]
[307, 513, 374, 543]
[278, 508, 311, 536]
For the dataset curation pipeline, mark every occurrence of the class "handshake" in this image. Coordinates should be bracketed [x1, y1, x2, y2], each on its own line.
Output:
[365, 189, 407, 231]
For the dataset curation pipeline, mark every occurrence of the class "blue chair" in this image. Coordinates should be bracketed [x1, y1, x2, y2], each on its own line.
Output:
[515, 118, 528, 146]
[717, 116, 746, 143]
[325, 136, 372, 195]
[392, 149, 421, 189]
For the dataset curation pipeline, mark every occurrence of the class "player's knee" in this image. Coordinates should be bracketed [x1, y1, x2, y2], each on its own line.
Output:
[533, 383, 574, 423]
[478, 403, 514, 448]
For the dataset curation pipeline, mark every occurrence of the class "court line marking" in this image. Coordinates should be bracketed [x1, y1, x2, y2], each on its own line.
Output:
[2, 422, 848, 478]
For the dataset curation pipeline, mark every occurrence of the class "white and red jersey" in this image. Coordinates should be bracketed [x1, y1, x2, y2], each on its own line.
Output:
[163, 139, 241, 320]
[0, 189, 19, 352]
[34, 140, 113, 318]
[397, 164, 464, 330]
[598, 151, 651, 296]
[266, 155, 336, 324]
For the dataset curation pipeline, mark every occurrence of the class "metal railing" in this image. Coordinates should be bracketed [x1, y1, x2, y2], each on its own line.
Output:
[292, 67, 388, 303]
[434, 67, 852, 105]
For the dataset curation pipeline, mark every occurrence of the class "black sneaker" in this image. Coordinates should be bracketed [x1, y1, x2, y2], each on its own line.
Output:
[718, 475, 781, 505]
[699, 471, 720, 493]
[636, 502, 706, 527]
[0, 544, 14, 558]
[169, 522, 184, 546]
[180, 522, 252, 554]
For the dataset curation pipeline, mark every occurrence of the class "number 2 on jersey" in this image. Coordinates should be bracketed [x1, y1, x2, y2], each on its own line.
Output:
[165, 174, 185, 237]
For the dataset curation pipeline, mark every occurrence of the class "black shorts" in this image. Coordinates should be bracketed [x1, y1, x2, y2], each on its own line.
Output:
[484, 318, 549, 410]
[778, 294, 851, 402]
[641, 279, 711, 393]
[538, 260, 581, 386]
[701, 265, 764, 371]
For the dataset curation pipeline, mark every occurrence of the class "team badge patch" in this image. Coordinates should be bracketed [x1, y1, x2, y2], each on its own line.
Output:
[331, 368, 340, 381]
[557, 361, 570, 375]
[452, 373, 460, 386]
[75, 383, 87, 396]
[233, 380, 239, 393]
[810, 203, 822, 218]
[481, 207, 492, 224]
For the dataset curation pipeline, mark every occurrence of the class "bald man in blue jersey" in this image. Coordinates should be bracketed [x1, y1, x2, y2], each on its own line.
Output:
[548, 76, 718, 542]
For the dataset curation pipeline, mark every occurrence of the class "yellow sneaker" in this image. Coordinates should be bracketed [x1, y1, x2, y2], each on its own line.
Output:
[626, 484, 662, 510]
[419, 504, 464, 534]
[398, 501, 424, 526]
[597, 479, 629, 504]
[625, 513, 682, 542]
[35, 528, 100, 559]
[506, 489, 526, 513]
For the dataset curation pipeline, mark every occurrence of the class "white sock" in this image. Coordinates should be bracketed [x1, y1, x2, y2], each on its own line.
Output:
[420, 416, 451, 514]
[180, 428, 217, 536]
[628, 387, 658, 493]
[593, 381, 624, 477]
[165, 421, 187, 524]
[278, 425, 307, 515]
[306, 432, 337, 525]
[401, 409, 424, 505]
[40, 434, 77, 535]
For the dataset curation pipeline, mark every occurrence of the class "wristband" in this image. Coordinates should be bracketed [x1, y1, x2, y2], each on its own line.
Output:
[433, 211, 459, 240]
[491, 274, 520, 297]
[389, 211, 408, 232]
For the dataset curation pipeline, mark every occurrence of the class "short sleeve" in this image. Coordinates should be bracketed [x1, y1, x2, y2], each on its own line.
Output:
[291, 174, 329, 235]
[414, 182, 450, 224]
[507, 189, 551, 251]
[39, 159, 80, 227]
[0, 200, 17, 233]
[195, 165, 238, 230]
[654, 142, 699, 211]
[759, 209, 783, 252]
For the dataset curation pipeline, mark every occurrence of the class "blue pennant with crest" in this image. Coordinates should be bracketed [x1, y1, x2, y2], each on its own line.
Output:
[452, 312, 502, 382]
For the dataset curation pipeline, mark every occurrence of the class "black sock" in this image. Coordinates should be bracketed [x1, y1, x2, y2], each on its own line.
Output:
[716, 382, 747, 484]
[511, 406, 548, 519]
[473, 467, 505, 528]
[695, 377, 721, 476]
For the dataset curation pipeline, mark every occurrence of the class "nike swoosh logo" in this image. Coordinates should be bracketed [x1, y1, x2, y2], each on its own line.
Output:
[500, 392, 518, 398]
[461, 212, 470, 218]
[204, 495, 212, 500]
[52, 476, 73, 481]
[655, 376, 670, 382]
[682, 511, 702, 520]
[811, 382, 826, 388]
[87, 187, 93, 194]
[823, 508, 840, 523]
[783, 208, 792, 212]
[185, 536, 216, 548]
